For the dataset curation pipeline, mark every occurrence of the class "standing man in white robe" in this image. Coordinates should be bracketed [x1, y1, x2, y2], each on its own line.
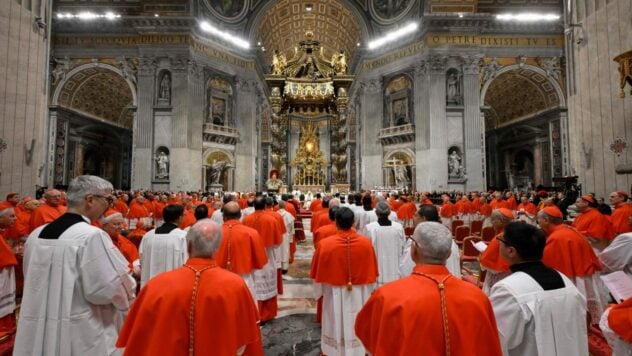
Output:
[364, 201, 405, 286]
[490, 222, 588, 356]
[139, 204, 188, 287]
[14, 175, 136, 356]
[400, 205, 461, 278]
[600, 232, 632, 277]
[277, 200, 295, 272]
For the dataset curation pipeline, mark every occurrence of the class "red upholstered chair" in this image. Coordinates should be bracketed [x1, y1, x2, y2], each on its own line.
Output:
[404, 227, 415, 237]
[454, 226, 470, 246]
[470, 220, 483, 236]
[451, 220, 464, 235]
[481, 226, 495, 242]
[460, 236, 482, 269]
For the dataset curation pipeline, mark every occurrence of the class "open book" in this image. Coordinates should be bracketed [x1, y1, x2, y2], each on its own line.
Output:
[600, 271, 632, 303]
[471, 240, 488, 253]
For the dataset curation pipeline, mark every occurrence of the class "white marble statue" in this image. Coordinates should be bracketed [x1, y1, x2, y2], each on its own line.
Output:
[155, 152, 169, 179]
[448, 150, 463, 177]
[209, 160, 228, 185]
[393, 163, 409, 187]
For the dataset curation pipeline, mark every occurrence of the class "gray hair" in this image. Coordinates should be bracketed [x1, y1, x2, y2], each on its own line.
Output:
[99, 212, 123, 224]
[412, 222, 453, 265]
[278, 200, 286, 209]
[66, 175, 113, 208]
[329, 198, 340, 209]
[375, 201, 391, 216]
[186, 220, 223, 258]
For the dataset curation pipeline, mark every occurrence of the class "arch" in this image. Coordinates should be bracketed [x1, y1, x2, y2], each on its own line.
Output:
[203, 148, 234, 166]
[52, 63, 137, 130]
[383, 149, 415, 165]
[52, 62, 137, 107]
[480, 64, 565, 108]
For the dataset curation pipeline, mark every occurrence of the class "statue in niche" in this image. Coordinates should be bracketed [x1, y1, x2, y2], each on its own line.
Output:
[393, 162, 410, 187]
[448, 150, 463, 178]
[209, 159, 228, 185]
[446, 71, 461, 104]
[159, 72, 171, 103]
[155, 151, 169, 179]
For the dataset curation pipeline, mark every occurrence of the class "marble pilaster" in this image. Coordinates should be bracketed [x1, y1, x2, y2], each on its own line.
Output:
[417, 55, 448, 191]
[132, 57, 156, 189]
[234, 78, 258, 191]
[462, 55, 484, 191]
[359, 78, 383, 189]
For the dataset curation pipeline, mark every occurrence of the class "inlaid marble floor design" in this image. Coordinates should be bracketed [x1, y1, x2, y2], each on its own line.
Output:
[261, 219, 321, 356]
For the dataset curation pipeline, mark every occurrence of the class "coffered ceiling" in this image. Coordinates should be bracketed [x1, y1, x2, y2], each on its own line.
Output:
[256, 0, 363, 69]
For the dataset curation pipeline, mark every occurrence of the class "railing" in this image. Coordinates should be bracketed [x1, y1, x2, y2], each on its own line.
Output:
[378, 123, 415, 138]
[203, 123, 239, 136]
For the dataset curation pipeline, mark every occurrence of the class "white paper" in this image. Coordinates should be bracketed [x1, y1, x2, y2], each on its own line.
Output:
[600, 271, 632, 303]
[472, 240, 488, 253]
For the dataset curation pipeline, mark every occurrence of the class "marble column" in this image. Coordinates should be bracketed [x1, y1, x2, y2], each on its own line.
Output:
[359, 78, 383, 189]
[132, 57, 156, 189]
[462, 55, 484, 191]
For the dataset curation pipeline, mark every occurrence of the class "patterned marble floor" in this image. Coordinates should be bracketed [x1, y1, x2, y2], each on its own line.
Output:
[262, 219, 320, 355]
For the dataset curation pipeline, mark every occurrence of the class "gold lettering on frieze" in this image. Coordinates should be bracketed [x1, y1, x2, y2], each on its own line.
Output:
[363, 42, 425, 70]
[54, 35, 255, 69]
[426, 34, 564, 48]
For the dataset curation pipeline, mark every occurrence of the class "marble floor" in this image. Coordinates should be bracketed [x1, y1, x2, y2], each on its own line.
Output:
[262, 219, 320, 355]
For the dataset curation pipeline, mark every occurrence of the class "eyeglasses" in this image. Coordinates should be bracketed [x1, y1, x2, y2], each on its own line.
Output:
[406, 235, 419, 247]
[92, 194, 112, 203]
[496, 235, 511, 246]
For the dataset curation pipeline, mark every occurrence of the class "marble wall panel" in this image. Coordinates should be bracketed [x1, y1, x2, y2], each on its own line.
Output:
[567, 0, 632, 196]
[0, 0, 49, 196]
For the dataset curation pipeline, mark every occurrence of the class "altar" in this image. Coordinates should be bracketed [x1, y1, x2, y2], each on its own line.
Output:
[265, 31, 353, 191]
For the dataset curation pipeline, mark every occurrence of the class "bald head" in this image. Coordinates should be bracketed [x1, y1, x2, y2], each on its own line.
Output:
[223, 201, 241, 221]
[45, 189, 62, 206]
[186, 220, 223, 258]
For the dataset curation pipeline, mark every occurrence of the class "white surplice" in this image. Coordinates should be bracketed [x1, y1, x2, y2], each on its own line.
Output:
[254, 246, 278, 301]
[490, 271, 588, 356]
[139, 227, 188, 287]
[600, 232, 632, 277]
[314, 283, 375, 356]
[399, 239, 462, 278]
[15, 219, 136, 356]
[277, 209, 295, 270]
[600, 307, 632, 356]
[364, 221, 405, 286]
[0, 266, 15, 318]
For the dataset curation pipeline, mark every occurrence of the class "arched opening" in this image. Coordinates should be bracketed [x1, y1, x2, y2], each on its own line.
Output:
[51, 64, 135, 189]
[482, 65, 564, 190]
